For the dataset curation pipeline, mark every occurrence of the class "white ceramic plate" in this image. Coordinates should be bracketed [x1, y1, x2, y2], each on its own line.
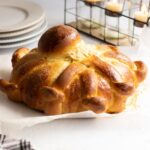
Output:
[0, 35, 41, 49]
[0, 0, 45, 32]
[0, 21, 47, 44]
[0, 19, 45, 38]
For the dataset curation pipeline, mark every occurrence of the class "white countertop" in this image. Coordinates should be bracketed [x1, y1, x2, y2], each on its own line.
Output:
[1, 0, 150, 150]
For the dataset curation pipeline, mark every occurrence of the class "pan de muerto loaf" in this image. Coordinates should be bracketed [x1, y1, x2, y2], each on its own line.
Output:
[0, 25, 147, 115]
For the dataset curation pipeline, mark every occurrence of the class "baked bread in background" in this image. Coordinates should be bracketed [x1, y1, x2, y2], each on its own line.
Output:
[0, 25, 147, 115]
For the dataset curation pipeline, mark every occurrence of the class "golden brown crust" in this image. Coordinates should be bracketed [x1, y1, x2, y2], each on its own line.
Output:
[0, 79, 17, 92]
[54, 63, 85, 89]
[39, 87, 64, 114]
[80, 70, 97, 97]
[12, 48, 30, 68]
[97, 76, 112, 101]
[82, 97, 108, 113]
[103, 50, 134, 69]
[19, 65, 51, 108]
[11, 57, 46, 84]
[0, 79, 21, 102]
[65, 77, 82, 113]
[0, 25, 147, 115]
[40, 86, 64, 102]
[38, 25, 80, 54]
[92, 56, 122, 82]
[107, 93, 127, 113]
[134, 61, 147, 82]
[113, 82, 134, 95]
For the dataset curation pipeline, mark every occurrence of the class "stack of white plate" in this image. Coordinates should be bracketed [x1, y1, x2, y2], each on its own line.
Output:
[0, 0, 47, 49]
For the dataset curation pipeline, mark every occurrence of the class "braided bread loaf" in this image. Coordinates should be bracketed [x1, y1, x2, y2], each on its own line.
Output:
[0, 25, 147, 115]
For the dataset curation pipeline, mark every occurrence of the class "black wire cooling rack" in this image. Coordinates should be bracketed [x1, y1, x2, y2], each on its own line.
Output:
[64, 0, 150, 46]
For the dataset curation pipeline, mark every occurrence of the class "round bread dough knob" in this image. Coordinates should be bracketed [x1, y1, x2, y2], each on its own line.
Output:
[38, 25, 81, 53]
